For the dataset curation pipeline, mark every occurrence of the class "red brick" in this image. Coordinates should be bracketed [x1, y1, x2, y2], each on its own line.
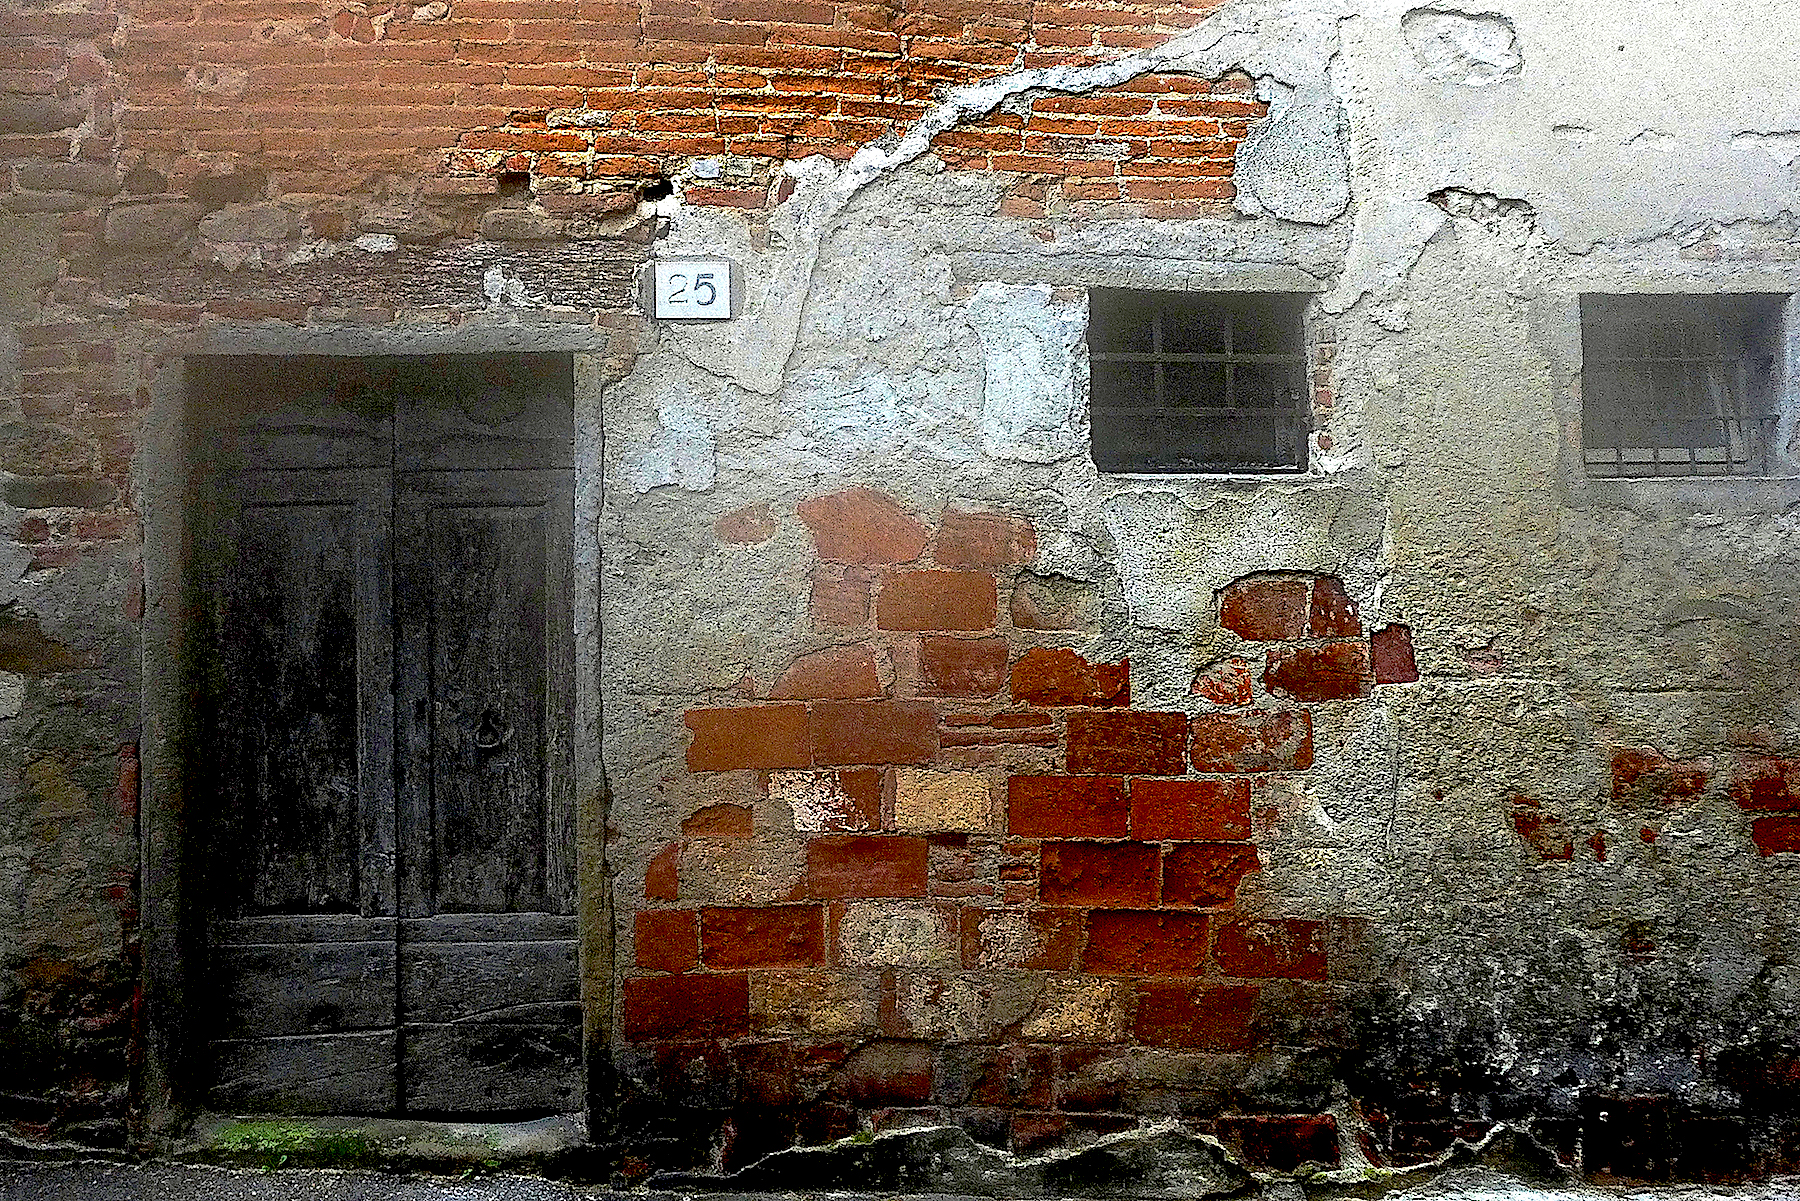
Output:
[1218, 576, 1309, 640]
[1162, 843, 1260, 907]
[645, 841, 679, 901]
[1371, 623, 1418, 684]
[771, 767, 882, 831]
[1007, 775, 1128, 838]
[940, 712, 1060, 748]
[935, 509, 1036, 567]
[1066, 710, 1187, 775]
[811, 699, 937, 765]
[681, 803, 753, 837]
[1133, 981, 1257, 1049]
[877, 569, 997, 631]
[1752, 816, 1800, 856]
[1263, 641, 1372, 702]
[768, 644, 883, 700]
[1308, 575, 1361, 636]
[1010, 647, 1129, 708]
[1612, 747, 1712, 806]
[797, 488, 928, 564]
[1191, 656, 1253, 706]
[1083, 910, 1210, 974]
[635, 909, 698, 972]
[806, 834, 929, 898]
[622, 973, 750, 1040]
[919, 636, 1007, 696]
[1130, 778, 1250, 840]
[715, 502, 777, 543]
[685, 704, 811, 771]
[811, 565, 872, 627]
[1212, 918, 1326, 981]
[959, 906, 1083, 969]
[840, 1040, 934, 1104]
[1729, 756, 1800, 811]
[700, 904, 825, 968]
[1511, 796, 1573, 860]
[1189, 710, 1313, 773]
[1039, 841, 1159, 907]
[1217, 1114, 1340, 1170]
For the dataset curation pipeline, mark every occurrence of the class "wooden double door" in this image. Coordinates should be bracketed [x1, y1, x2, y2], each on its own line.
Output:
[191, 355, 580, 1116]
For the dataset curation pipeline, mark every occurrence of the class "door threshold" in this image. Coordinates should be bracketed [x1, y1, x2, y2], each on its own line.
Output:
[178, 1112, 587, 1173]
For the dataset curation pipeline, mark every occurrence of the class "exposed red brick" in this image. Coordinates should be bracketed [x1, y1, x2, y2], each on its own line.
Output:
[839, 1040, 934, 1104]
[935, 509, 1037, 568]
[1009, 647, 1129, 708]
[700, 905, 825, 968]
[1218, 1114, 1340, 1170]
[715, 502, 777, 543]
[811, 565, 873, 627]
[645, 842, 680, 901]
[1130, 778, 1250, 841]
[1191, 656, 1253, 706]
[1727, 755, 1800, 812]
[1039, 841, 1159, 907]
[682, 803, 753, 837]
[1212, 917, 1327, 981]
[622, 973, 750, 1041]
[1264, 641, 1372, 703]
[919, 636, 1008, 696]
[1133, 981, 1257, 1049]
[1082, 910, 1210, 974]
[877, 569, 998, 631]
[1189, 710, 1313, 773]
[685, 704, 811, 771]
[1218, 576, 1309, 640]
[635, 909, 698, 973]
[1610, 747, 1712, 806]
[1162, 843, 1260, 907]
[796, 488, 928, 564]
[1007, 775, 1128, 838]
[959, 907, 1083, 969]
[1308, 575, 1361, 637]
[811, 699, 937, 765]
[1752, 816, 1800, 856]
[768, 644, 883, 700]
[1066, 710, 1187, 775]
[1511, 796, 1573, 860]
[806, 834, 929, 898]
[1371, 623, 1418, 684]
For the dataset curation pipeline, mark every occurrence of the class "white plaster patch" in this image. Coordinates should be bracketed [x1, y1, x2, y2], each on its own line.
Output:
[1735, 130, 1800, 168]
[787, 368, 983, 465]
[0, 673, 23, 720]
[353, 232, 398, 253]
[966, 283, 1084, 464]
[624, 400, 716, 494]
[1322, 196, 1447, 314]
[1401, 9, 1524, 86]
[837, 902, 957, 968]
[771, 770, 866, 833]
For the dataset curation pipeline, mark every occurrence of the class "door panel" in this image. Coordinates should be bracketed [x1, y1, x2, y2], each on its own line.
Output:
[197, 356, 577, 1117]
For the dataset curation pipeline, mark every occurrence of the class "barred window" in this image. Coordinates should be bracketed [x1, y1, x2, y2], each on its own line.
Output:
[1087, 290, 1310, 473]
[1581, 294, 1786, 478]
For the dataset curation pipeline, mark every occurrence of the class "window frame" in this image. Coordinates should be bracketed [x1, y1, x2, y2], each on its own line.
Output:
[1085, 288, 1316, 476]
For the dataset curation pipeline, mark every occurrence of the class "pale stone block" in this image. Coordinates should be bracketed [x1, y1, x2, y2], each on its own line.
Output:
[893, 768, 989, 833]
[1021, 976, 1129, 1042]
[750, 969, 876, 1036]
[837, 902, 957, 969]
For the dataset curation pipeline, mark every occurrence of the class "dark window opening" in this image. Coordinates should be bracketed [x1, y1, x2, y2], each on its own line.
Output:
[1087, 289, 1310, 473]
[1581, 293, 1787, 477]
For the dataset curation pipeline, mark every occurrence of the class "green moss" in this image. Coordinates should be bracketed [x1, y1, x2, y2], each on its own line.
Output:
[211, 1120, 381, 1170]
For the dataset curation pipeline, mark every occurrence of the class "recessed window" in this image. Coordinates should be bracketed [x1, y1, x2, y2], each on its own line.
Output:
[1087, 290, 1310, 473]
[1581, 294, 1786, 477]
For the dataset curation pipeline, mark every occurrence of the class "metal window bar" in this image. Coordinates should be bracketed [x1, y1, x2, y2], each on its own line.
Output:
[1582, 306, 1781, 478]
[1089, 295, 1309, 472]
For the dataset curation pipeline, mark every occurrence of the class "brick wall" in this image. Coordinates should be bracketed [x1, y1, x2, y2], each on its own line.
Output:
[629, 490, 1426, 1171]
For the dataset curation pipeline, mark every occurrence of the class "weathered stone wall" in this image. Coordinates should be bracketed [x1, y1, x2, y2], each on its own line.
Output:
[2, 0, 1799, 1189]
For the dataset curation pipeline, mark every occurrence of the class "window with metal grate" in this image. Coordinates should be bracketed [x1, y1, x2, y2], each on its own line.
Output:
[1086, 290, 1311, 473]
[1580, 294, 1786, 478]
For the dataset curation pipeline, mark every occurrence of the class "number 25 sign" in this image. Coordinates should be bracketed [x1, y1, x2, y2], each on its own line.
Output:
[652, 260, 733, 319]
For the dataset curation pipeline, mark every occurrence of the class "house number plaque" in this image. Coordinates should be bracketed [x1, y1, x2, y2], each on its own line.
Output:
[653, 260, 733, 319]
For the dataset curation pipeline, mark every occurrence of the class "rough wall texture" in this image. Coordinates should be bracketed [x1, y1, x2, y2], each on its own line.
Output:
[2, 0, 1799, 1190]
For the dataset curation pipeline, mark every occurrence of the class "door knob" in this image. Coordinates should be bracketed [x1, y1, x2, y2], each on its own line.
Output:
[474, 707, 512, 751]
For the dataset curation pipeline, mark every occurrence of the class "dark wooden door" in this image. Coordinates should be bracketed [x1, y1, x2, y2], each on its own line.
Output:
[197, 355, 577, 1116]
